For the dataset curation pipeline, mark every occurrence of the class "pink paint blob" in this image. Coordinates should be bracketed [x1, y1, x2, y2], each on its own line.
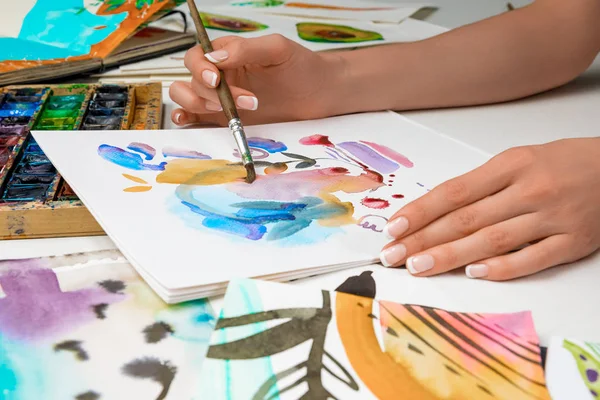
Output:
[361, 197, 390, 209]
[299, 134, 334, 147]
[360, 140, 414, 168]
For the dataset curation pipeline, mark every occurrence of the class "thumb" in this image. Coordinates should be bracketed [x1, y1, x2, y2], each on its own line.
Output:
[204, 34, 298, 69]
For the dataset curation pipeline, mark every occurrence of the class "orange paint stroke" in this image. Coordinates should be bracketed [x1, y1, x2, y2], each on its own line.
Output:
[124, 186, 152, 192]
[122, 173, 148, 184]
[285, 2, 394, 11]
[335, 293, 437, 400]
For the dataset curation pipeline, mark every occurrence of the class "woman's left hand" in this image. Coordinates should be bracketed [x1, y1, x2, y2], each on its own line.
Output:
[380, 137, 600, 280]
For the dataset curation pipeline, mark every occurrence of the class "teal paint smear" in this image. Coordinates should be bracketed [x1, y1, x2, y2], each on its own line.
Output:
[199, 280, 278, 399]
[0, 0, 128, 62]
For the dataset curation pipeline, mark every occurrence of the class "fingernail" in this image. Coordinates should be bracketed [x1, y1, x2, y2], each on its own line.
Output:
[173, 111, 183, 124]
[205, 101, 222, 111]
[466, 264, 488, 279]
[204, 50, 229, 63]
[383, 216, 409, 240]
[406, 254, 434, 274]
[379, 244, 406, 267]
[237, 96, 258, 110]
[202, 70, 218, 87]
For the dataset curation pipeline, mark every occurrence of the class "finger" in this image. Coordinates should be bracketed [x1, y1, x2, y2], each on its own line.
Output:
[465, 234, 581, 281]
[385, 154, 518, 239]
[201, 34, 298, 69]
[169, 81, 218, 114]
[189, 79, 259, 111]
[171, 108, 223, 127]
[380, 213, 545, 274]
[384, 185, 533, 258]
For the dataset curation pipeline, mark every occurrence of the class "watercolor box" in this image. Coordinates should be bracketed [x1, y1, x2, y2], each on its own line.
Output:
[0, 82, 162, 240]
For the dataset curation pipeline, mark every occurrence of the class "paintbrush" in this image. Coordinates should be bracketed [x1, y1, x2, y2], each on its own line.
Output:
[186, 0, 256, 183]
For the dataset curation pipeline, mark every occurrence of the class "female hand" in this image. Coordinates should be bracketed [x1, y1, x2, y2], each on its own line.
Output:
[169, 34, 345, 127]
[380, 137, 600, 280]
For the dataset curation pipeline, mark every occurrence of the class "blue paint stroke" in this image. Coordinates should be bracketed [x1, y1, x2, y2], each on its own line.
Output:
[337, 141, 399, 174]
[162, 147, 211, 159]
[98, 144, 166, 171]
[174, 185, 345, 243]
[127, 142, 156, 160]
[247, 137, 287, 153]
[0, 0, 128, 62]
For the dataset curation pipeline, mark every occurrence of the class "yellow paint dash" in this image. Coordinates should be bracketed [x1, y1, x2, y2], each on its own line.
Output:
[124, 186, 152, 192]
[122, 173, 148, 184]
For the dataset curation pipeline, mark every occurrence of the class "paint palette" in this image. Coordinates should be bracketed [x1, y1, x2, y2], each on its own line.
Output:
[0, 83, 162, 239]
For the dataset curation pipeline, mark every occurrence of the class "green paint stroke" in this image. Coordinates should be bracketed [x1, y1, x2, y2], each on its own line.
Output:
[200, 12, 269, 33]
[296, 22, 384, 43]
[231, 0, 284, 7]
[563, 339, 600, 398]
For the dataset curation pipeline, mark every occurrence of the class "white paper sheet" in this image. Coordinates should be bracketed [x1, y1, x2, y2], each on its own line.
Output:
[546, 336, 600, 400]
[214, 0, 429, 23]
[118, 15, 447, 73]
[33, 112, 488, 302]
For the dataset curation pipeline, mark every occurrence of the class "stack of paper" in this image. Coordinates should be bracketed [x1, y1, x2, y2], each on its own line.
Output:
[33, 112, 488, 303]
[95, 0, 445, 85]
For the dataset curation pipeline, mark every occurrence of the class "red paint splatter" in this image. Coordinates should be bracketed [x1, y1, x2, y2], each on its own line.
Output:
[93, 25, 107, 30]
[390, 174, 395, 177]
[299, 134, 334, 147]
[361, 197, 390, 209]
[392, 194, 404, 199]
[329, 167, 349, 174]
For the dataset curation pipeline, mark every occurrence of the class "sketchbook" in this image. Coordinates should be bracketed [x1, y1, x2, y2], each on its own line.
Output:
[0, 0, 196, 86]
[33, 112, 489, 303]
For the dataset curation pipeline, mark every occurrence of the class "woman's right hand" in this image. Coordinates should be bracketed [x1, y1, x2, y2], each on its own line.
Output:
[169, 34, 347, 127]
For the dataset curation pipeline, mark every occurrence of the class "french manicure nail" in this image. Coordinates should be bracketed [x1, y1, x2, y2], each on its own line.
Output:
[202, 70, 218, 87]
[205, 101, 223, 111]
[174, 112, 182, 124]
[383, 216, 409, 240]
[466, 264, 488, 279]
[406, 254, 434, 274]
[237, 96, 259, 110]
[379, 244, 407, 267]
[204, 50, 229, 63]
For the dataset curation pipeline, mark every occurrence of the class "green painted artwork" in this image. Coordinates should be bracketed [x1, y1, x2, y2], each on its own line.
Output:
[231, 0, 284, 6]
[296, 22, 384, 43]
[199, 12, 269, 32]
[563, 340, 600, 398]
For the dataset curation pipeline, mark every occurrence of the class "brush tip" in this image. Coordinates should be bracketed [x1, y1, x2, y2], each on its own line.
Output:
[244, 163, 256, 184]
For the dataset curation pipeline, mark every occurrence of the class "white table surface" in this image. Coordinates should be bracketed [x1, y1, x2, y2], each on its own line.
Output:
[1, 4, 598, 344]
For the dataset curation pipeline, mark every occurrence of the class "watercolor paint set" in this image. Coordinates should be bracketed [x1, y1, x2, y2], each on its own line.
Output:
[0, 82, 162, 240]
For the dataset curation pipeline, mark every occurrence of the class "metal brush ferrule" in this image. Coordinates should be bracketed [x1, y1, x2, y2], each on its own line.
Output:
[228, 118, 253, 166]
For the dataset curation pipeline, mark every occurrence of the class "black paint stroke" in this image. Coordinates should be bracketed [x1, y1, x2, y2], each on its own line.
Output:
[92, 303, 108, 319]
[207, 291, 359, 399]
[75, 391, 100, 400]
[143, 322, 174, 344]
[98, 280, 126, 294]
[122, 357, 177, 400]
[54, 340, 88, 361]
[335, 270, 376, 299]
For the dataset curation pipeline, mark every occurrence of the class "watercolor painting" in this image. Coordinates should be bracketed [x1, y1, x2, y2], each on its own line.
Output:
[200, 12, 269, 33]
[296, 22, 383, 43]
[0, 251, 217, 399]
[0, 0, 179, 73]
[198, 277, 551, 399]
[97, 134, 414, 244]
[217, 0, 425, 23]
[546, 336, 600, 399]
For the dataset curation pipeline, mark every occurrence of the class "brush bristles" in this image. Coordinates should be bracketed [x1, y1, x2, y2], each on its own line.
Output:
[244, 163, 256, 184]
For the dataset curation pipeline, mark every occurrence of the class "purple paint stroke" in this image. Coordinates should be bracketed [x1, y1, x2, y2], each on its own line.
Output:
[329, 147, 353, 163]
[162, 146, 211, 159]
[357, 215, 388, 233]
[337, 141, 399, 174]
[128, 142, 156, 160]
[0, 261, 125, 342]
[325, 149, 340, 160]
[360, 140, 414, 168]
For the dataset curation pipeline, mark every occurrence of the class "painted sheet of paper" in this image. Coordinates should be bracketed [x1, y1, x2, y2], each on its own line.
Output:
[546, 336, 600, 399]
[215, 0, 430, 23]
[33, 112, 488, 302]
[0, 251, 217, 399]
[0, 0, 180, 74]
[199, 278, 551, 399]
[118, 14, 447, 73]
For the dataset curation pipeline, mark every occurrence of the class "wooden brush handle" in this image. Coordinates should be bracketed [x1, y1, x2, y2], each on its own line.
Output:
[187, 0, 239, 121]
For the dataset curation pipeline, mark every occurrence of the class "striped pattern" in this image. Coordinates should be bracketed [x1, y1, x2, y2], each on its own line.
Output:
[379, 302, 551, 400]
